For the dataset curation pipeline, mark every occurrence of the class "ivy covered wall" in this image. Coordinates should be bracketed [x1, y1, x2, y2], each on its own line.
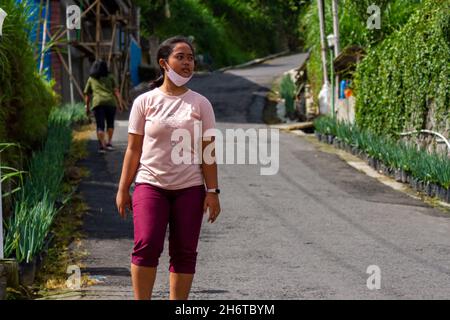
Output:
[354, 0, 449, 141]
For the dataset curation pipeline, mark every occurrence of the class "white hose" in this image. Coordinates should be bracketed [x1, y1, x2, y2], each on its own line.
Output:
[399, 129, 450, 152]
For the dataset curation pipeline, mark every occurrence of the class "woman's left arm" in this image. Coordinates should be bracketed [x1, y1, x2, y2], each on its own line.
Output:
[201, 137, 221, 223]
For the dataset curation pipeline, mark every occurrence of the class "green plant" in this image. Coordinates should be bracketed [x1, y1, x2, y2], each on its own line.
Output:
[317, 115, 450, 190]
[280, 74, 297, 115]
[364, 132, 380, 159]
[50, 103, 87, 125]
[337, 120, 356, 146]
[3, 105, 79, 263]
[387, 141, 404, 170]
[313, 115, 325, 133]
[380, 137, 403, 169]
[3, 190, 62, 263]
[0, 143, 26, 198]
[352, 126, 369, 151]
[435, 154, 450, 189]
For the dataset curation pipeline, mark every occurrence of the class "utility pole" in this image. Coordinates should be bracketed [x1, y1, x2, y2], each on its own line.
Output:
[317, 0, 328, 85]
[331, 0, 340, 118]
[331, 0, 340, 56]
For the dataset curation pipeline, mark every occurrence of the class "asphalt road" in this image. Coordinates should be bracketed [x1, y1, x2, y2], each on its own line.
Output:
[63, 53, 450, 300]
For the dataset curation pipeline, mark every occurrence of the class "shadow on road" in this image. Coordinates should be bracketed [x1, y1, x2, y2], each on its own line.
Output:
[125, 72, 272, 124]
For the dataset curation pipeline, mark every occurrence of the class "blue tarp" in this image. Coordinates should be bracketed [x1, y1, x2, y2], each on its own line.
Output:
[19, 0, 52, 80]
[130, 37, 141, 86]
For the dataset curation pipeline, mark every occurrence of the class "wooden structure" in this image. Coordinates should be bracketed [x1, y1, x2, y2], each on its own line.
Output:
[45, 0, 140, 105]
[333, 45, 365, 79]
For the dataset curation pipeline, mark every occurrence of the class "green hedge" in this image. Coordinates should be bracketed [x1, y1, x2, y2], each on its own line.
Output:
[0, 0, 58, 163]
[354, 0, 450, 137]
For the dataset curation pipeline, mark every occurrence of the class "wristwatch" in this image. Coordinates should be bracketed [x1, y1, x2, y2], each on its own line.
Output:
[207, 188, 220, 194]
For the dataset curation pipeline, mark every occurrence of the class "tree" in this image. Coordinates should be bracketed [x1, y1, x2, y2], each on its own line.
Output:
[134, 0, 166, 36]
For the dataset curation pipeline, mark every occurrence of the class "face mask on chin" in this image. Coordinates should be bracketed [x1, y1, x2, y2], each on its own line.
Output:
[164, 62, 193, 87]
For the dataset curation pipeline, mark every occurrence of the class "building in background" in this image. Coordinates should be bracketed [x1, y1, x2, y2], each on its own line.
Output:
[28, 0, 141, 106]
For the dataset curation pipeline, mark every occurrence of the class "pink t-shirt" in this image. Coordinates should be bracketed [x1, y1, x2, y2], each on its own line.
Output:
[128, 87, 216, 190]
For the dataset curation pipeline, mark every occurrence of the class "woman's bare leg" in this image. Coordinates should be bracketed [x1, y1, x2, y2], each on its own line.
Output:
[169, 272, 194, 300]
[96, 130, 107, 148]
[131, 263, 157, 300]
[107, 128, 114, 145]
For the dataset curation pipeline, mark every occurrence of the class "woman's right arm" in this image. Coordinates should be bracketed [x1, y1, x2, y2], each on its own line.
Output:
[116, 133, 144, 219]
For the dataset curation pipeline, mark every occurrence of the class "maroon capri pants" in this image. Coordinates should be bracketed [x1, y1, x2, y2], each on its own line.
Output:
[131, 182, 206, 274]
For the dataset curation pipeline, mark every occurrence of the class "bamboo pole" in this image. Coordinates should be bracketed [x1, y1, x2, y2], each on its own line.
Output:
[108, 15, 117, 67]
[54, 49, 84, 99]
[100, 2, 110, 16]
[120, 48, 129, 97]
[43, 25, 83, 100]
[317, 0, 328, 84]
[95, 0, 101, 59]
[34, 0, 44, 51]
[39, 0, 50, 75]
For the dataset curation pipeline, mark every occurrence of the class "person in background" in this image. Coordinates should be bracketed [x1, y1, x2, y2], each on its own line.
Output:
[84, 59, 124, 153]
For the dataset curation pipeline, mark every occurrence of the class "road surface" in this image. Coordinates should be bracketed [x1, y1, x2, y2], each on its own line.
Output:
[52, 53, 450, 300]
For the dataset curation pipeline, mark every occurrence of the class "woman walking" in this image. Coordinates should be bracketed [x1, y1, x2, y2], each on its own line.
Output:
[84, 59, 124, 153]
[116, 36, 221, 300]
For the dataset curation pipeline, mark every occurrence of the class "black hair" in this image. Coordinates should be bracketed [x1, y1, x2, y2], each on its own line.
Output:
[89, 59, 109, 79]
[149, 36, 196, 90]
